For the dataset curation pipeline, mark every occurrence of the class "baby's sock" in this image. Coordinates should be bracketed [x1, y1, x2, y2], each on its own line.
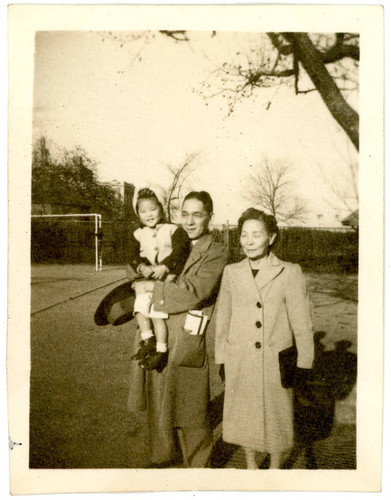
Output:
[141, 330, 154, 341]
[156, 342, 168, 353]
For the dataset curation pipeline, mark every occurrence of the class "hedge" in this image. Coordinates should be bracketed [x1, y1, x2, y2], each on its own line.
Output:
[31, 220, 358, 274]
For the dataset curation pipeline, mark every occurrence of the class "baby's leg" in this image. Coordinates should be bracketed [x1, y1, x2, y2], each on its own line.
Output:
[152, 318, 168, 353]
[131, 293, 156, 360]
[136, 313, 153, 339]
[139, 318, 169, 372]
[134, 293, 154, 340]
[131, 313, 156, 360]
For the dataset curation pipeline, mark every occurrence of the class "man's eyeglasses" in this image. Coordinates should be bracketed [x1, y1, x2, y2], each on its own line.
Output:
[181, 211, 209, 220]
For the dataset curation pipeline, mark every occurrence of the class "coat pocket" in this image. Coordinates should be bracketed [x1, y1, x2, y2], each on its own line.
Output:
[172, 328, 206, 368]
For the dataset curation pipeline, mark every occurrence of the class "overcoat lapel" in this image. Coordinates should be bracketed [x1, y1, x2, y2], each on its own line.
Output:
[240, 253, 284, 295]
[180, 233, 213, 275]
[241, 259, 263, 298]
[254, 252, 284, 290]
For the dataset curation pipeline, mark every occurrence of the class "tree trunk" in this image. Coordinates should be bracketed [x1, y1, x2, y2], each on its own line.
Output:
[284, 33, 359, 151]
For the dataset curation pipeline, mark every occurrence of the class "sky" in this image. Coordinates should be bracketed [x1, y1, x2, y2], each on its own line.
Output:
[32, 30, 359, 226]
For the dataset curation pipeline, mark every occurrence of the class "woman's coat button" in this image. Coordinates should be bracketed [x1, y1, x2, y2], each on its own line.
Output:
[255, 321, 262, 328]
[256, 302, 262, 308]
[255, 341, 262, 349]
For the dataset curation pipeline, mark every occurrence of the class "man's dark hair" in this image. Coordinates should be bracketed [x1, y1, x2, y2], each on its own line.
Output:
[183, 191, 214, 215]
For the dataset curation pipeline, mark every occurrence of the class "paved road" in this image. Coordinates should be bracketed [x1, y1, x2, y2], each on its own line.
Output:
[30, 265, 357, 469]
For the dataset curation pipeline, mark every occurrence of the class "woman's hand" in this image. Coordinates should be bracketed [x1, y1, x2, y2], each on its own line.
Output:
[293, 367, 313, 401]
[151, 264, 169, 280]
[132, 280, 155, 295]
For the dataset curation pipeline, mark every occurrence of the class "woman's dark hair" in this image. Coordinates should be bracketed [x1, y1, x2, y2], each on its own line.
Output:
[238, 208, 279, 248]
[136, 188, 165, 220]
[183, 191, 214, 215]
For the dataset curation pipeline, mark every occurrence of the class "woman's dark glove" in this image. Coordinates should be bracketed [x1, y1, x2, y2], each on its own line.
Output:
[219, 364, 225, 383]
[293, 367, 313, 399]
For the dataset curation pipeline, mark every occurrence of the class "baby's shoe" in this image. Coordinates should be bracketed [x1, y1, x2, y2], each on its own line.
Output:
[131, 337, 156, 360]
[139, 351, 168, 373]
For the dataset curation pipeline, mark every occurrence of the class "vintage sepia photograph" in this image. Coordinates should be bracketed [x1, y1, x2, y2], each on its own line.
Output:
[6, 3, 385, 496]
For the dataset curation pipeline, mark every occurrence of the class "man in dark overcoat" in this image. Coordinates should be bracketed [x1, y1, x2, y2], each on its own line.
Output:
[127, 191, 227, 467]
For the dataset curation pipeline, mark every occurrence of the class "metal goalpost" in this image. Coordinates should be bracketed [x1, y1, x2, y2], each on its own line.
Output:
[31, 213, 103, 271]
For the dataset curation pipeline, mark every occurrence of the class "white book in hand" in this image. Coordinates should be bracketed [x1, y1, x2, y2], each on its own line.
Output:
[184, 310, 209, 335]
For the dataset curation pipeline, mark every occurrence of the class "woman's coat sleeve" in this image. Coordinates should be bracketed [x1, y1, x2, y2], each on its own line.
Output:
[285, 264, 314, 369]
[214, 266, 232, 365]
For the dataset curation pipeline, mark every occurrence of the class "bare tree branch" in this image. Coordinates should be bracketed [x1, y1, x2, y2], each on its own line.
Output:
[245, 158, 307, 225]
[319, 140, 359, 216]
[267, 32, 293, 56]
[282, 33, 359, 150]
[198, 32, 359, 150]
[103, 30, 360, 152]
[164, 152, 201, 222]
[319, 33, 360, 62]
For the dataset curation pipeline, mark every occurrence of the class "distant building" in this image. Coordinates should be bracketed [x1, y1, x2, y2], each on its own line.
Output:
[341, 209, 359, 230]
[110, 181, 137, 220]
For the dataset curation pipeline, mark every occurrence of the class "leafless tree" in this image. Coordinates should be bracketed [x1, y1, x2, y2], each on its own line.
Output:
[245, 157, 307, 225]
[320, 142, 359, 217]
[100, 30, 189, 70]
[103, 30, 360, 151]
[164, 152, 201, 222]
[200, 32, 359, 151]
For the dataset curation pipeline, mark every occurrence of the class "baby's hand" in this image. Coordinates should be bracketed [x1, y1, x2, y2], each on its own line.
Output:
[151, 264, 169, 280]
[139, 264, 154, 278]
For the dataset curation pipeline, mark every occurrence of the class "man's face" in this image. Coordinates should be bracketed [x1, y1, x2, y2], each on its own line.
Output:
[181, 198, 211, 240]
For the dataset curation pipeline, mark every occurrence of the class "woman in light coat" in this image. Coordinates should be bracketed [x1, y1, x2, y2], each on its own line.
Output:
[215, 208, 314, 469]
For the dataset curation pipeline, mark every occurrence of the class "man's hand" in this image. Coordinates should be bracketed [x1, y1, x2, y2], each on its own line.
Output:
[151, 264, 169, 280]
[126, 264, 139, 281]
[139, 264, 154, 278]
[131, 280, 155, 295]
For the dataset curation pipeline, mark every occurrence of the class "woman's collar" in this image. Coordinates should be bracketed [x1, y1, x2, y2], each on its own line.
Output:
[246, 251, 280, 268]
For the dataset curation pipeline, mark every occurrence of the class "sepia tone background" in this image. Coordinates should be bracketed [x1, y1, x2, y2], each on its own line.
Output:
[29, 22, 361, 470]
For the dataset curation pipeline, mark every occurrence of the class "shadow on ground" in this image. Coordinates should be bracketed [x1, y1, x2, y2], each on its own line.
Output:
[210, 331, 357, 469]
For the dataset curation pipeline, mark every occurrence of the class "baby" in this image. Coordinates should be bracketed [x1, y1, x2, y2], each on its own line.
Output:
[129, 188, 190, 372]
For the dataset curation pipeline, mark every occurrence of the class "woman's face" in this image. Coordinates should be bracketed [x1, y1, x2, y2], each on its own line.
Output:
[137, 198, 162, 228]
[181, 198, 211, 240]
[240, 219, 276, 260]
